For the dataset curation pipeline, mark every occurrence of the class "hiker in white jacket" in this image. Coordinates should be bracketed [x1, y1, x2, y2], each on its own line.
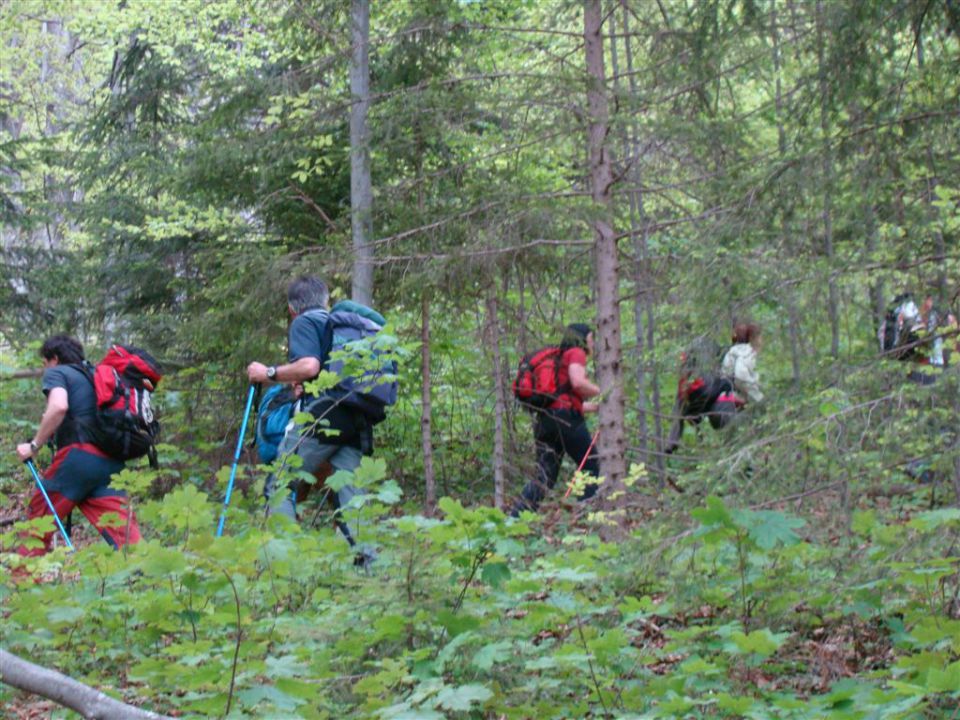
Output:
[721, 323, 764, 404]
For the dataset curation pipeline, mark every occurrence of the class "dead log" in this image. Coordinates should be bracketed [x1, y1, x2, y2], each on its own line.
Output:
[0, 649, 174, 720]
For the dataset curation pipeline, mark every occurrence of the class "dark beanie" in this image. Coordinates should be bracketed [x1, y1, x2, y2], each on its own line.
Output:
[560, 323, 592, 350]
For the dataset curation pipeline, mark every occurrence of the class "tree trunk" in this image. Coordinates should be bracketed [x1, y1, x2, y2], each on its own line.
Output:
[816, 1, 840, 359]
[772, 1, 803, 387]
[350, 0, 374, 305]
[584, 0, 627, 487]
[859, 129, 885, 330]
[0, 650, 173, 720]
[485, 289, 507, 509]
[615, 5, 666, 480]
[914, 27, 948, 300]
[609, 7, 648, 464]
[420, 294, 436, 514]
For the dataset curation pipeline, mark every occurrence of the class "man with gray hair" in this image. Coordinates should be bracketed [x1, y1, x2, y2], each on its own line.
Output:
[247, 276, 371, 562]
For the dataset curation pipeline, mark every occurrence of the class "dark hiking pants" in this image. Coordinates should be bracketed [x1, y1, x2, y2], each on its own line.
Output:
[512, 409, 599, 515]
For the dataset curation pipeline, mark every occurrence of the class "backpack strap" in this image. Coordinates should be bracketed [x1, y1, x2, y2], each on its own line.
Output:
[554, 347, 575, 401]
[301, 308, 334, 366]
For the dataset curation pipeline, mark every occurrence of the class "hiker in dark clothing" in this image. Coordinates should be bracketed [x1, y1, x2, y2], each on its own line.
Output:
[882, 293, 959, 384]
[247, 276, 372, 560]
[665, 336, 736, 454]
[512, 324, 601, 516]
[14, 335, 141, 555]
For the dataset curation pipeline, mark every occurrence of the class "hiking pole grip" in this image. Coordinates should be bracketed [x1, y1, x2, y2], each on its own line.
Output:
[247, 382, 264, 449]
[216, 384, 257, 537]
[24, 459, 74, 550]
[563, 429, 601, 499]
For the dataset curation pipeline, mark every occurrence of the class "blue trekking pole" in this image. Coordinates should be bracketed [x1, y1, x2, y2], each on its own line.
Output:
[24, 459, 74, 551]
[216, 384, 257, 537]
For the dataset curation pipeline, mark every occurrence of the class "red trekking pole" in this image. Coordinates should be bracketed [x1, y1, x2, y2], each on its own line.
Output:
[563, 429, 601, 499]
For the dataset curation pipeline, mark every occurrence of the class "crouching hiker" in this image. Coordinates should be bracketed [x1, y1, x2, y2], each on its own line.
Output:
[511, 324, 601, 516]
[665, 336, 737, 454]
[14, 335, 142, 555]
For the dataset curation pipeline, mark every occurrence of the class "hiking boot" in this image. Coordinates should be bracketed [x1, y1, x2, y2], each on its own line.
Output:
[353, 545, 378, 570]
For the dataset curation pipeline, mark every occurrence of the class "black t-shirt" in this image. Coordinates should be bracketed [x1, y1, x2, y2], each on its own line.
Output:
[287, 309, 333, 372]
[42, 364, 96, 449]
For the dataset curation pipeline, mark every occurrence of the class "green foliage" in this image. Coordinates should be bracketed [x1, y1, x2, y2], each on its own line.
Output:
[2, 0, 960, 716]
[3, 465, 959, 717]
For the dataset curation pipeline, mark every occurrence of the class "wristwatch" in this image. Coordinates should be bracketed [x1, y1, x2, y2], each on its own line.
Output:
[266, 366, 278, 380]
[29, 439, 39, 453]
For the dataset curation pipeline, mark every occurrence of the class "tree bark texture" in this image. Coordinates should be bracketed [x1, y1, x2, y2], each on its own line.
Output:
[350, 0, 374, 305]
[771, 0, 803, 387]
[584, 0, 627, 487]
[0, 649, 173, 720]
[609, 7, 648, 464]
[420, 294, 436, 514]
[816, 1, 840, 359]
[485, 290, 507, 509]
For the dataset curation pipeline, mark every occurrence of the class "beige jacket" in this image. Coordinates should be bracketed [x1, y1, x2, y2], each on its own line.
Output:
[721, 343, 764, 403]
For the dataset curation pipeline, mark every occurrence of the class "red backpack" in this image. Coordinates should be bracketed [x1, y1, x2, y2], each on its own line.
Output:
[81, 345, 163, 466]
[512, 347, 567, 410]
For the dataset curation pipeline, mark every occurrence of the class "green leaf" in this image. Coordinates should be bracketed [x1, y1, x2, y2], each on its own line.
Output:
[275, 677, 320, 700]
[435, 683, 493, 711]
[926, 661, 960, 692]
[480, 561, 511, 588]
[736, 509, 806, 549]
[381, 709, 444, 720]
[472, 641, 512, 671]
[726, 629, 790, 657]
[851, 509, 878, 536]
[691, 495, 734, 528]
[375, 479, 403, 505]
[717, 693, 755, 713]
[819, 400, 840, 416]
[236, 684, 303, 710]
[46, 606, 85, 624]
[436, 610, 480, 637]
[908, 508, 960, 531]
[325, 469, 354, 492]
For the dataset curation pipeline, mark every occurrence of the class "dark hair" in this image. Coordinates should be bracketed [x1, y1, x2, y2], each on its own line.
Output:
[287, 276, 329, 314]
[41, 335, 85, 365]
[732, 322, 760, 345]
[560, 323, 592, 352]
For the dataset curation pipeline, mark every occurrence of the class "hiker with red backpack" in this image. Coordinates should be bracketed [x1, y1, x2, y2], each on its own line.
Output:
[664, 336, 738, 454]
[511, 323, 601, 516]
[14, 335, 148, 555]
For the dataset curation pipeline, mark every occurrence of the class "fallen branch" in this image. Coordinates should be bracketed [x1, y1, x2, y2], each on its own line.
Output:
[0, 650, 174, 720]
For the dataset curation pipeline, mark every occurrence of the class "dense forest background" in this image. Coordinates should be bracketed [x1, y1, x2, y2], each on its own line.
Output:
[1, 1, 958, 718]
